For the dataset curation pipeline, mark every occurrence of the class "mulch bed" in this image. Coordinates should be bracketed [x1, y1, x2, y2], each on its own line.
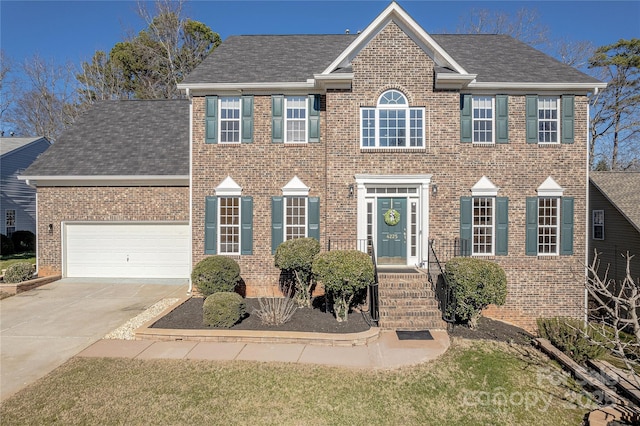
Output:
[448, 316, 534, 346]
[151, 296, 371, 334]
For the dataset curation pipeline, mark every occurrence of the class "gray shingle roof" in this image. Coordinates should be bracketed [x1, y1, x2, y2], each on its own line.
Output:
[23, 100, 188, 176]
[182, 34, 358, 84]
[1, 137, 49, 156]
[431, 34, 600, 84]
[183, 32, 599, 85]
[590, 172, 640, 232]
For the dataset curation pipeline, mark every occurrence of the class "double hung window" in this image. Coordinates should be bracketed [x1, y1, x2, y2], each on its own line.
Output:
[538, 96, 559, 144]
[592, 210, 604, 240]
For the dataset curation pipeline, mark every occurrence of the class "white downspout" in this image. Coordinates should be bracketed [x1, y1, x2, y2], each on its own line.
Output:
[584, 93, 592, 324]
[187, 87, 193, 295]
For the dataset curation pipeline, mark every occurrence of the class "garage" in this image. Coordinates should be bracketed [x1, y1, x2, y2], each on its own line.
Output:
[64, 223, 190, 279]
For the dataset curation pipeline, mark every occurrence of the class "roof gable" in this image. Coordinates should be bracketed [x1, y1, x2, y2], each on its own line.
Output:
[590, 172, 640, 233]
[0, 137, 50, 157]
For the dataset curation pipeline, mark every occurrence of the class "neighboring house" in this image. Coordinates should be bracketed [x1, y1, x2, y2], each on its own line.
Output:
[21, 3, 605, 330]
[1, 137, 51, 237]
[589, 172, 640, 285]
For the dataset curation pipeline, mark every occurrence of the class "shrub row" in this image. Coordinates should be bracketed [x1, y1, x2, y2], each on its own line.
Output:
[1, 231, 35, 256]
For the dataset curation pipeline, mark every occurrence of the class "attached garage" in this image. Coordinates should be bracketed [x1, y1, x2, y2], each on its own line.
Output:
[64, 223, 190, 279]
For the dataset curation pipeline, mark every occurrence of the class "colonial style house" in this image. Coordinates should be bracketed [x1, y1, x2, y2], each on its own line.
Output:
[589, 172, 640, 285]
[1, 136, 51, 238]
[21, 3, 605, 331]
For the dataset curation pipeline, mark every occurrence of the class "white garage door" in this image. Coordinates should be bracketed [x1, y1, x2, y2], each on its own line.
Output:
[65, 223, 190, 278]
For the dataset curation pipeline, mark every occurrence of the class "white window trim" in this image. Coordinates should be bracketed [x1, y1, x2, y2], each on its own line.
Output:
[284, 96, 308, 143]
[472, 96, 495, 144]
[218, 96, 242, 144]
[592, 210, 605, 240]
[360, 90, 425, 149]
[536, 176, 564, 256]
[472, 197, 495, 256]
[537, 196, 560, 255]
[215, 176, 243, 255]
[538, 96, 560, 145]
[5, 209, 16, 236]
[284, 196, 308, 240]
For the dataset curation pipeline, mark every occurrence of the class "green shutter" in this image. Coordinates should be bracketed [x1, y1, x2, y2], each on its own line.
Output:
[308, 197, 320, 240]
[561, 197, 574, 255]
[562, 95, 574, 144]
[271, 196, 283, 253]
[204, 196, 217, 254]
[308, 94, 320, 143]
[241, 196, 253, 255]
[241, 95, 254, 144]
[496, 197, 508, 255]
[205, 96, 218, 144]
[460, 94, 472, 143]
[272, 95, 284, 143]
[525, 197, 538, 255]
[460, 197, 472, 256]
[496, 95, 509, 144]
[526, 95, 538, 144]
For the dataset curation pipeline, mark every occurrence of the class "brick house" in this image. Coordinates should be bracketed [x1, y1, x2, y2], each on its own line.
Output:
[22, 3, 605, 330]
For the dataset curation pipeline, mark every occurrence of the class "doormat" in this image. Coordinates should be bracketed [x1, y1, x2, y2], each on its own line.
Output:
[396, 330, 434, 340]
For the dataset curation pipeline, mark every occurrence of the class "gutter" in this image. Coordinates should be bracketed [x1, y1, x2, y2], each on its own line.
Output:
[18, 175, 189, 187]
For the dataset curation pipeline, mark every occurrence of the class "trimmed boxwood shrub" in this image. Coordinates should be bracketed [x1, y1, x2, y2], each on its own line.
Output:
[11, 231, 35, 253]
[444, 257, 507, 328]
[274, 237, 320, 308]
[1, 234, 15, 256]
[191, 256, 240, 297]
[537, 317, 607, 364]
[202, 292, 246, 328]
[312, 250, 374, 322]
[3, 262, 35, 283]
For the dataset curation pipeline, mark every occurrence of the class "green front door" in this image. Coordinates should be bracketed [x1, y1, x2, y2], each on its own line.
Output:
[377, 198, 407, 265]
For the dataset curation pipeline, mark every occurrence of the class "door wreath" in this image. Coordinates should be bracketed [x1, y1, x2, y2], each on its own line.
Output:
[384, 209, 401, 226]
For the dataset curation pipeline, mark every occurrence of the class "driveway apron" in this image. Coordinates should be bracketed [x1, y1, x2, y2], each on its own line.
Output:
[0, 278, 188, 401]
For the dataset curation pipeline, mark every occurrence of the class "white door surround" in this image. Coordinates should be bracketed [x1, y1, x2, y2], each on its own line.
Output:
[355, 174, 432, 267]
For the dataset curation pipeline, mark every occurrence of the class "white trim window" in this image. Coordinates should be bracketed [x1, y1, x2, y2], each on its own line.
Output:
[218, 197, 240, 254]
[538, 96, 560, 143]
[593, 210, 605, 240]
[219, 97, 241, 143]
[285, 96, 307, 143]
[361, 90, 424, 148]
[472, 96, 494, 143]
[473, 197, 494, 255]
[285, 196, 307, 240]
[538, 197, 560, 254]
[5, 209, 16, 237]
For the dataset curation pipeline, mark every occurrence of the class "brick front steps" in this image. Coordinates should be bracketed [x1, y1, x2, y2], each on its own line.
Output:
[377, 269, 447, 331]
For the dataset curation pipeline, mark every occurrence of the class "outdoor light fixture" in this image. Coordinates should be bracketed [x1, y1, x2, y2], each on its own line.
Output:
[348, 184, 354, 198]
[48, 223, 53, 234]
[432, 184, 438, 195]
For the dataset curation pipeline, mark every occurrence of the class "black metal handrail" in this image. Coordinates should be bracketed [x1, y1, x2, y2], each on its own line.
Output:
[429, 239, 456, 323]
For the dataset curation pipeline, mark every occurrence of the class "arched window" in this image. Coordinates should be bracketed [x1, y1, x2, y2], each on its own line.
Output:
[361, 90, 424, 148]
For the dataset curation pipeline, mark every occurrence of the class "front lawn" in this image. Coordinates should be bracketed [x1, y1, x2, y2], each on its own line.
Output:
[0, 253, 36, 271]
[0, 340, 593, 425]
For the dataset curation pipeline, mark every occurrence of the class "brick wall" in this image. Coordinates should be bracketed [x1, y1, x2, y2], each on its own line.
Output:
[191, 21, 589, 329]
[36, 186, 188, 276]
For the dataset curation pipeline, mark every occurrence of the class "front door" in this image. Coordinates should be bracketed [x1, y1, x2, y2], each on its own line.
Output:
[377, 198, 407, 265]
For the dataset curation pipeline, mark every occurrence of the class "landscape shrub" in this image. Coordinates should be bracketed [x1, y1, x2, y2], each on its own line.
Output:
[202, 292, 246, 328]
[3, 262, 35, 283]
[191, 256, 240, 297]
[444, 257, 507, 328]
[537, 317, 607, 364]
[274, 237, 320, 308]
[10, 231, 35, 253]
[312, 250, 374, 322]
[253, 297, 298, 325]
[1, 234, 15, 256]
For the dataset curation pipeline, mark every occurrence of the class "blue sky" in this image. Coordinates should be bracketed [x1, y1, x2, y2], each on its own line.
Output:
[1, 0, 639, 70]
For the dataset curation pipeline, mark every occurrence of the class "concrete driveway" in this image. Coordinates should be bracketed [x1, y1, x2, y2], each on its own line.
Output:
[0, 278, 188, 401]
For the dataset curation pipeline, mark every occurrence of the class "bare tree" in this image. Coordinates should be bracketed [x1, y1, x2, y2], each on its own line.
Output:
[456, 8, 550, 48]
[586, 251, 640, 385]
[0, 50, 14, 126]
[5, 55, 82, 141]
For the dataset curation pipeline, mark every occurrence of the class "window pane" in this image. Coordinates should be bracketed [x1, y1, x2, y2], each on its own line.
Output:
[218, 197, 240, 254]
[473, 197, 494, 254]
[538, 197, 559, 254]
[285, 97, 306, 143]
[538, 97, 559, 144]
[220, 97, 241, 143]
[472, 96, 493, 143]
[285, 197, 306, 240]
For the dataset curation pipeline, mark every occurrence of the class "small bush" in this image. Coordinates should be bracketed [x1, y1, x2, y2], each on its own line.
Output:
[537, 317, 607, 364]
[191, 256, 241, 297]
[312, 250, 374, 322]
[3, 262, 35, 283]
[444, 257, 507, 328]
[253, 297, 298, 325]
[274, 238, 320, 308]
[11, 231, 35, 253]
[203, 292, 246, 328]
[1, 234, 15, 256]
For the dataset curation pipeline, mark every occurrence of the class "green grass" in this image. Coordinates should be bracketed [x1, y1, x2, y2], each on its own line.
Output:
[0, 253, 36, 271]
[0, 340, 593, 425]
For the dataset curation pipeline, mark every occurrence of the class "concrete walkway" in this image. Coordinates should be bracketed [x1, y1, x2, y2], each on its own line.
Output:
[0, 278, 188, 401]
[78, 329, 449, 369]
